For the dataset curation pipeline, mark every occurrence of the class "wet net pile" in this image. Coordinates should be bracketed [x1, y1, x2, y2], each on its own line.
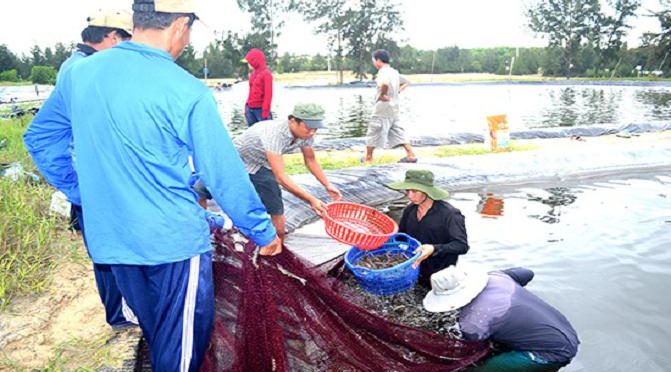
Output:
[201, 230, 488, 371]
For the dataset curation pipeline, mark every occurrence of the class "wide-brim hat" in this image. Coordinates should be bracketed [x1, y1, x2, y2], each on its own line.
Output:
[386, 169, 450, 200]
[423, 263, 489, 313]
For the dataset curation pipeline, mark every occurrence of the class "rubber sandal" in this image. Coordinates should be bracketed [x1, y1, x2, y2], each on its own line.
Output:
[398, 157, 418, 163]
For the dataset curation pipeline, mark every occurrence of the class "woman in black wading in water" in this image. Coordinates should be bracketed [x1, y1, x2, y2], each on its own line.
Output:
[386, 169, 470, 286]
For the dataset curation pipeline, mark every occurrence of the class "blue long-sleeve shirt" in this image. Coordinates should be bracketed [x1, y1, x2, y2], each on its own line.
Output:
[24, 41, 276, 265]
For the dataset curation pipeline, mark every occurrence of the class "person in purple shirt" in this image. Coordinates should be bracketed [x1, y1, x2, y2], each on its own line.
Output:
[423, 264, 580, 371]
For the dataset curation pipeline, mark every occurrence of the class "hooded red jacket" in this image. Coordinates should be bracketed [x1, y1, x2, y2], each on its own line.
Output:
[245, 49, 273, 118]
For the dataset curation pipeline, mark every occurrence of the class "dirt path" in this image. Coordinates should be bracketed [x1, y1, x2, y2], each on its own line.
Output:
[0, 240, 138, 371]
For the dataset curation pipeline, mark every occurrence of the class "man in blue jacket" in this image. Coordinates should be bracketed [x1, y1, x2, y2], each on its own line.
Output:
[57, 9, 133, 82]
[24, 1, 281, 371]
[57, 8, 136, 332]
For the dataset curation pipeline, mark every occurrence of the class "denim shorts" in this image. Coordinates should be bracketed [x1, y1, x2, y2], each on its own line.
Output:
[249, 167, 283, 215]
[245, 104, 273, 127]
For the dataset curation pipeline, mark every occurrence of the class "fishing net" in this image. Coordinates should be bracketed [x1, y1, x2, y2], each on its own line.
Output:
[200, 230, 489, 372]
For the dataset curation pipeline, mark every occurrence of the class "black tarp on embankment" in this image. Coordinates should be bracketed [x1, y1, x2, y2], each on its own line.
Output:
[284, 132, 671, 233]
[311, 122, 671, 151]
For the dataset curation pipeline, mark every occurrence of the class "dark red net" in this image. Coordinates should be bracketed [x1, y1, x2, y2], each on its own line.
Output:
[201, 230, 489, 372]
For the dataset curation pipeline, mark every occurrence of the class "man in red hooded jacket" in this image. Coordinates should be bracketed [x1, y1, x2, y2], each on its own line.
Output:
[244, 48, 274, 126]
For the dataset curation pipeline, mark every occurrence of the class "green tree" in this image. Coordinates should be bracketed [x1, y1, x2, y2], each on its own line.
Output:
[204, 31, 248, 79]
[237, 0, 291, 66]
[29, 65, 56, 84]
[310, 54, 328, 71]
[176, 44, 201, 77]
[597, 0, 641, 73]
[277, 52, 292, 73]
[0, 69, 19, 82]
[16, 55, 32, 79]
[52, 42, 72, 71]
[0, 44, 18, 73]
[293, 0, 352, 84]
[342, 0, 403, 79]
[641, 0, 671, 73]
[43, 47, 55, 69]
[528, 0, 602, 77]
[30, 45, 45, 67]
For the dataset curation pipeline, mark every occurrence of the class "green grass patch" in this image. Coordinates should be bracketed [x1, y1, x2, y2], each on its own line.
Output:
[35, 333, 124, 372]
[284, 142, 537, 175]
[0, 116, 65, 310]
[0, 116, 36, 170]
[0, 81, 32, 87]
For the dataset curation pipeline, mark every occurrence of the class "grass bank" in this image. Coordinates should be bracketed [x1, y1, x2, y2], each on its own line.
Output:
[0, 117, 66, 310]
[283, 142, 537, 175]
[204, 71, 671, 87]
[0, 81, 32, 87]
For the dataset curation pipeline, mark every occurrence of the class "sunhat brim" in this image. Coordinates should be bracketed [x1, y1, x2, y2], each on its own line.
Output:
[386, 181, 450, 200]
[422, 265, 489, 313]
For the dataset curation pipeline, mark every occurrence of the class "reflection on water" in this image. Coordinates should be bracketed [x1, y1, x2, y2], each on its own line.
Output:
[635, 89, 671, 121]
[225, 107, 247, 137]
[207, 83, 671, 139]
[461, 174, 671, 371]
[476, 193, 504, 218]
[330, 95, 368, 139]
[541, 87, 619, 127]
[526, 187, 578, 224]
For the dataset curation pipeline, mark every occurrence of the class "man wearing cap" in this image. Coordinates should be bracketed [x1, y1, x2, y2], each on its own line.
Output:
[387, 169, 470, 286]
[55, 9, 136, 331]
[424, 264, 580, 371]
[242, 48, 274, 126]
[234, 103, 342, 241]
[24, 1, 281, 371]
[58, 9, 133, 81]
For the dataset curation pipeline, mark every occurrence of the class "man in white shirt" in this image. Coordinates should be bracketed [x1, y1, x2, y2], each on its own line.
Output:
[364, 49, 417, 163]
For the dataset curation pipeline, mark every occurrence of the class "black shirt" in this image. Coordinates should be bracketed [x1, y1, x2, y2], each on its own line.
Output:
[399, 200, 469, 284]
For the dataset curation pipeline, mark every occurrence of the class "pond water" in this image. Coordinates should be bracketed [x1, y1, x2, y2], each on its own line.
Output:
[212, 82, 671, 139]
[385, 170, 671, 371]
[3, 82, 670, 142]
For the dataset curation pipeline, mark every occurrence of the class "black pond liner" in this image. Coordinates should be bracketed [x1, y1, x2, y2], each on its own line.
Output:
[311, 122, 671, 152]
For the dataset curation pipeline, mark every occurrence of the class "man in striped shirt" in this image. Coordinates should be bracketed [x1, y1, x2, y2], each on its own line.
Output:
[234, 103, 342, 241]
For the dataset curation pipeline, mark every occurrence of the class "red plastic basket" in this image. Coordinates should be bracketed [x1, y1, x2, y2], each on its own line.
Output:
[323, 202, 398, 250]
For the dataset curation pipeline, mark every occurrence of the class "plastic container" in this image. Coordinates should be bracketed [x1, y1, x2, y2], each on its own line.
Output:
[344, 233, 421, 295]
[486, 114, 511, 152]
[323, 202, 398, 250]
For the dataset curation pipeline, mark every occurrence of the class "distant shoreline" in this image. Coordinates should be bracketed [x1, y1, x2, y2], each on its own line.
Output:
[3, 71, 670, 89]
[201, 72, 671, 88]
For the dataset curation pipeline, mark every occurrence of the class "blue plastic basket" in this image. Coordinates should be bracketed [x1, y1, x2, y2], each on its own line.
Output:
[344, 233, 421, 295]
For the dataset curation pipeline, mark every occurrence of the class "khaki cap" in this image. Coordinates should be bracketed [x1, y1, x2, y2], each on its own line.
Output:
[133, 0, 198, 15]
[87, 9, 133, 35]
[155, 0, 197, 13]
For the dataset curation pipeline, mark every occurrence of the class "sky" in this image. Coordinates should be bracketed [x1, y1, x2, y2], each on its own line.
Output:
[0, 0, 664, 56]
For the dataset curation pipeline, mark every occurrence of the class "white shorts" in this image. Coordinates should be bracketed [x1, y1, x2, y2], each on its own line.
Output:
[366, 116, 408, 149]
